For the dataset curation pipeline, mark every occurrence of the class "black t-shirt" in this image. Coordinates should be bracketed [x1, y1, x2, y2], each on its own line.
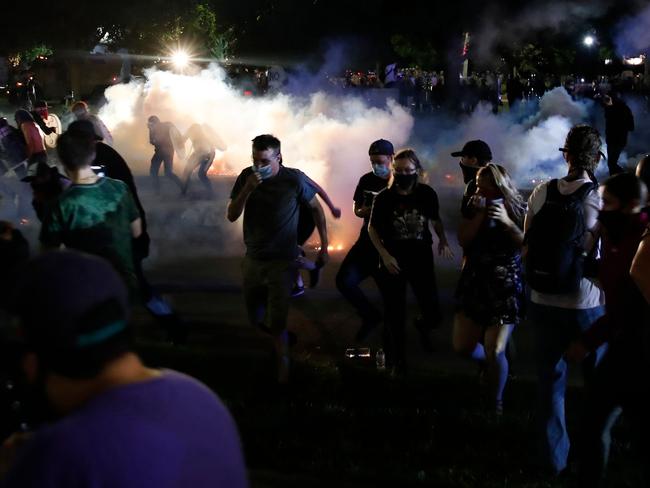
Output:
[370, 183, 440, 254]
[230, 166, 316, 260]
[353, 172, 390, 241]
[460, 180, 478, 219]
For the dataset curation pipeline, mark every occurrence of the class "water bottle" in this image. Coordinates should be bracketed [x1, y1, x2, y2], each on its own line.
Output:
[376, 348, 386, 370]
[487, 197, 504, 228]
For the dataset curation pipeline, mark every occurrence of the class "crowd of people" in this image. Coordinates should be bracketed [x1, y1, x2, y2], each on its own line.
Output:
[0, 92, 649, 486]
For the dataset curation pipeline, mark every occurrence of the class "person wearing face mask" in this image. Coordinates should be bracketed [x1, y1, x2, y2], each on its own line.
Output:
[335, 139, 394, 343]
[454, 163, 526, 415]
[564, 173, 649, 487]
[368, 149, 453, 374]
[227, 134, 329, 384]
[451, 139, 493, 219]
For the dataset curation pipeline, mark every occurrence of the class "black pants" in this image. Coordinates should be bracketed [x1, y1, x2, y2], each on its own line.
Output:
[577, 342, 650, 487]
[377, 245, 441, 365]
[606, 138, 627, 175]
[150, 148, 182, 193]
[335, 238, 382, 326]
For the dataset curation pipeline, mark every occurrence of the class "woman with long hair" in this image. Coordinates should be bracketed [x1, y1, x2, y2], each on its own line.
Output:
[368, 148, 453, 374]
[454, 163, 526, 414]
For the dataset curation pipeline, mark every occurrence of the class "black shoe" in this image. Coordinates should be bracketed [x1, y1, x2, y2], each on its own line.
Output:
[291, 284, 305, 297]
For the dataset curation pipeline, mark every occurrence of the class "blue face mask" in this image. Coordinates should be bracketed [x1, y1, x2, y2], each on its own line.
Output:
[253, 164, 274, 180]
[372, 164, 390, 178]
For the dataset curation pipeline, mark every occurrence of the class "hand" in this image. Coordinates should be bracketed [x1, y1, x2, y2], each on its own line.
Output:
[317, 248, 330, 266]
[245, 171, 262, 191]
[381, 252, 401, 275]
[565, 340, 589, 363]
[331, 207, 342, 219]
[438, 241, 454, 259]
[469, 195, 487, 209]
[488, 202, 512, 227]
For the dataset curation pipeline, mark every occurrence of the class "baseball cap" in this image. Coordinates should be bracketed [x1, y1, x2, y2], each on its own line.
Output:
[11, 251, 131, 377]
[451, 140, 493, 163]
[67, 120, 102, 141]
[368, 139, 395, 156]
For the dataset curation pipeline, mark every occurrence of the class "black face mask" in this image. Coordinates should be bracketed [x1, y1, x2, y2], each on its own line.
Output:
[393, 173, 418, 190]
[598, 210, 627, 243]
[459, 162, 479, 184]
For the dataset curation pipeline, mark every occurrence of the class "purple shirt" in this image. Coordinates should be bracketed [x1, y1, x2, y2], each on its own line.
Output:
[3, 370, 248, 488]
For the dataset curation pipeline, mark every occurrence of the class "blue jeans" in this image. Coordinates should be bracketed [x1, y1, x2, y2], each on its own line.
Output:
[529, 302, 605, 474]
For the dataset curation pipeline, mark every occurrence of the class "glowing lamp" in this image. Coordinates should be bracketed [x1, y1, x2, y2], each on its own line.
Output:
[171, 50, 190, 69]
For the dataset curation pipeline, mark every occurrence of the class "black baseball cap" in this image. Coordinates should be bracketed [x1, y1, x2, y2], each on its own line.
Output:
[11, 251, 131, 377]
[368, 139, 395, 156]
[451, 140, 493, 163]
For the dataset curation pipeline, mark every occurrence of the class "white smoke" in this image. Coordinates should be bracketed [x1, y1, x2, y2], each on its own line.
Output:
[98, 64, 414, 249]
[416, 88, 597, 188]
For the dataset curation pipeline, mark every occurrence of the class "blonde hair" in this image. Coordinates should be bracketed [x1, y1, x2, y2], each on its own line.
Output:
[479, 163, 526, 227]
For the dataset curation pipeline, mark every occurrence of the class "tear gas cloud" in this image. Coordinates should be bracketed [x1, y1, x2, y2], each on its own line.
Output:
[95, 65, 623, 257]
[98, 65, 413, 253]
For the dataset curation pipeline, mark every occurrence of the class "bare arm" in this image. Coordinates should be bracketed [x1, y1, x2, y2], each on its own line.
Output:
[306, 175, 341, 219]
[432, 219, 454, 258]
[226, 173, 261, 222]
[368, 223, 400, 274]
[130, 218, 142, 239]
[631, 236, 650, 303]
[309, 196, 329, 264]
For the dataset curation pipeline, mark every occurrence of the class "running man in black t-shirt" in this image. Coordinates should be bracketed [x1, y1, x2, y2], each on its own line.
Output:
[335, 139, 393, 342]
[369, 148, 453, 373]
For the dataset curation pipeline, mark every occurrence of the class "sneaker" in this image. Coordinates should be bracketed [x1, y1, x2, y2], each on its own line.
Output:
[309, 264, 322, 288]
[291, 285, 305, 297]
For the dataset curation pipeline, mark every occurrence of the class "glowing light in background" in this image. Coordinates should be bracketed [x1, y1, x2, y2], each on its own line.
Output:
[583, 35, 595, 47]
[623, 54, 646, 66]
[171, 50, 191, 70]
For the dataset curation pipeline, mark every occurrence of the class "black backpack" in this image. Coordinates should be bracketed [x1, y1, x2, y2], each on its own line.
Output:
[525, 179, 595, 294]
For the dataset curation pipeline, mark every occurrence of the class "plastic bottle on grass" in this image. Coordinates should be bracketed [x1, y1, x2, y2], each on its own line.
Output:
[376, 349, 386, 370]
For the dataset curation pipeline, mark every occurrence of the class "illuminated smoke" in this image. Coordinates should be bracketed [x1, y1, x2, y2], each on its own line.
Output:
[98, 65, 413, 251]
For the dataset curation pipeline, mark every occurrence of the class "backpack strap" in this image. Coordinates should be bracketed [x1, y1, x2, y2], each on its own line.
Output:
[544, 179, 561, 202]
[571, 181, 596, 202]
[545, 179, 595, 204]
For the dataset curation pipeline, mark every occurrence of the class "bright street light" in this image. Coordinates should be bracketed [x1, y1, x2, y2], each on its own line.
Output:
[583, 35, 595, 47]
[171, 50, 191, 69]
